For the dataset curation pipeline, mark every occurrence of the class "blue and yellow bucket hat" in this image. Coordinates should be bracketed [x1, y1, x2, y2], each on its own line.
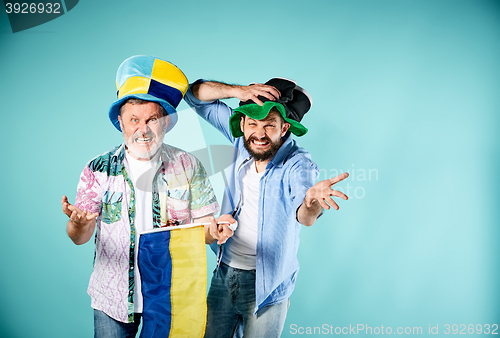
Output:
[109, 55, 189, 133]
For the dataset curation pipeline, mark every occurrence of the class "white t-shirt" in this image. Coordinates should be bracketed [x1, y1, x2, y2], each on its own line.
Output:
[223, 159, 264, 270]
[124, 151, 160, 313]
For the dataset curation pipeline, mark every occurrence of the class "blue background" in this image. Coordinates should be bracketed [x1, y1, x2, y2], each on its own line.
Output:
[1, 0, 498, 337]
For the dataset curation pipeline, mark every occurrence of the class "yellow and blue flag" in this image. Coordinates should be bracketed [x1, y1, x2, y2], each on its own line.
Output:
[138, 224, 207, 338]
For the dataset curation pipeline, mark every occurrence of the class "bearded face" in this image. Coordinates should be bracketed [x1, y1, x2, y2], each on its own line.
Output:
[118, 101, 169, 161]
[240, 110, 290, 162]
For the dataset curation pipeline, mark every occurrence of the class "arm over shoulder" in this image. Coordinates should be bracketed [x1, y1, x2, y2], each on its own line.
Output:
[184, 79, 236, 144]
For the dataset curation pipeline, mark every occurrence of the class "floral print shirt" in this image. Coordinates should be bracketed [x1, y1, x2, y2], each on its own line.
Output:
[74, 143, 219, 323]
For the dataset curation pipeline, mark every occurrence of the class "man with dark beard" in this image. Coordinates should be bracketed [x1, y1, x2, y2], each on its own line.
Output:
[184, 78, 349, 338]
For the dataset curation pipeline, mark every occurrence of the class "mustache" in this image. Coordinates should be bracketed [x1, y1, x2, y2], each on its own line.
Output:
[132, 130, 155, 139]
[247, 135, 272, 143]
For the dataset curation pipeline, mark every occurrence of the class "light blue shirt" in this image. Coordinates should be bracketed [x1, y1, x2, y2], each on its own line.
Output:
[185, 80, 320, 313]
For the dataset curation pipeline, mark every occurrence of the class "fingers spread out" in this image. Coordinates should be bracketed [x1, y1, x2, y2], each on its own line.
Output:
[305, 175, 349, 212]
[317, 198, 331, 210]
[247, 84, 280, 105]
[259, 84, 280, 99]
[62, 203, 71, 217]
[256, 88, 279, 101]
[271, 87, 281, 99]
[325, 196, 340, 210]
[329, 172, 349, 186]
[70, 210, 78, 223]
[251, 96, 264, 106]
[62, 195, 73, 217]
[67, 205, 97, 225]
[330, 190, 348, 200]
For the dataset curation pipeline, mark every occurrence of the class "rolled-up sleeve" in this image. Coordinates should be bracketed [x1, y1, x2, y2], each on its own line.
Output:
[189, 158, 220, 219]
[74, 165, 102, 214]
[288, 159, 320, 221]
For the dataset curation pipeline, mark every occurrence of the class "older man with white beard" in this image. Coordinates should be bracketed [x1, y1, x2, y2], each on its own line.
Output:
[61, 56, 232, 338]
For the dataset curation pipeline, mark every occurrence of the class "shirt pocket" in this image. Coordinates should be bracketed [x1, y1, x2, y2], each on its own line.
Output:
[167, 196, 190, 224]
[101, 191, 123, 224]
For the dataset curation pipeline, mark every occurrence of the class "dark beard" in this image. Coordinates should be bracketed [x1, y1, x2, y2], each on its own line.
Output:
[243, 135, 282, 162]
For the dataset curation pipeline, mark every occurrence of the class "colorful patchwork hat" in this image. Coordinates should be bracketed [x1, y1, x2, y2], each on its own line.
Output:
[109, 55, 189, 133]
[230, 78, 312, 138]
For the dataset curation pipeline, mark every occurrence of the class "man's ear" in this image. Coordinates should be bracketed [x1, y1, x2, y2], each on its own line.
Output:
[240, 115, 245, 133]
[281, 122, 291, 137]
[118, 115, 124, 131]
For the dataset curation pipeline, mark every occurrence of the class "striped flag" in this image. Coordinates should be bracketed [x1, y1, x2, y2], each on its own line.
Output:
[138, 224, 207, 338]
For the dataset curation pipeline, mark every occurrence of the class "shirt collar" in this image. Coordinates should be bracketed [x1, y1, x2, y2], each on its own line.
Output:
[158, 143, 173, 163]
[268, 135, 295, 168]
[116, 144, 126, 164]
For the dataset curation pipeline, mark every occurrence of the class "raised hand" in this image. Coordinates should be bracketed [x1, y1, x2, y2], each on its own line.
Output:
[192, 81, 281, 106]
[62, 195, 98, 245]
[235, 83, 281, 106]
[62, 195, 99, 225]
[304, 173, 349, 210]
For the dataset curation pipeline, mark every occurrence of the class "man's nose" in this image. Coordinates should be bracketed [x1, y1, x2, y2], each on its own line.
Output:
[137, 121, 151, 134]
[254, 126, 266, 138]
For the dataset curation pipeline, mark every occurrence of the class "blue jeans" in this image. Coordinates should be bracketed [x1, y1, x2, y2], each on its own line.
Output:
[94, 309, 141, 338]
[205, 263, 289, 338]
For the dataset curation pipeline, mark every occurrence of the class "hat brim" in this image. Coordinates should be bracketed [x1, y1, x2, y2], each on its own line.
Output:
[230, 101, 308, 138]
[109, 93, 178, 133]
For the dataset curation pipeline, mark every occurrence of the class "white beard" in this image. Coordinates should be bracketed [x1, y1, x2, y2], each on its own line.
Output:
[123, 130, 165, 160]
